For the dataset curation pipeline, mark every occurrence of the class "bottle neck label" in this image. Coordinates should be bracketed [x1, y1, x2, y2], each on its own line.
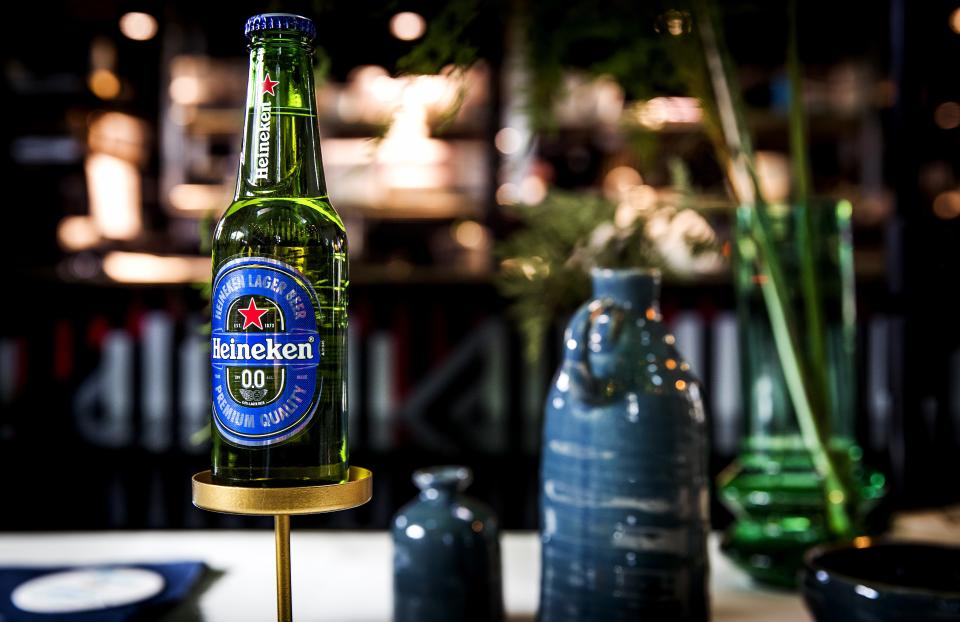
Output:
[253, 73, 279, 181]
[236, 44, 327, 198]
[211, 256, 322, 447]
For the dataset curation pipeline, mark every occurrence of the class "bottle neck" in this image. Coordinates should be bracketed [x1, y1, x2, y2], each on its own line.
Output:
[412, 466, 471, 504]
[419, 486, 455, 503]
[591, 268, 661, 310]
[235, 35, 327, 199]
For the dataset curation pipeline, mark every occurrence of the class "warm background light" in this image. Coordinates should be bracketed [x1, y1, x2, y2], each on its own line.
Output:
[518, 176, 547, 205]
[169, 184, 230, 213]
[83, 112, 146, 241]
[87, 112, 147, 163]
[495, 127, 523, 155]
[57, 216, 101, 251]
[86, 154, 141, 239]
[933, 190, 960, 219]
[88, 69, 120, 100]
[727, 151, 791, 204]
[103, 252, 210, 283]
[950, 7, 960, 34]
[496, 183, 518, 206]
[170, 76, 202, 105]
[119, 12, 158, 41]
[389, 12, 426, 41]
[630, 96, 702, 129]
[934, 101, 960, 129]
[603, 166, 644, 202]
[452, 220, 486, 249]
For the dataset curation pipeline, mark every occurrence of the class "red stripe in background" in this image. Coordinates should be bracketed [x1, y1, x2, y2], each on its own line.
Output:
[126, 301, 145, 340]
[53, 320, 74, 381]
[86, 315, 110, 350]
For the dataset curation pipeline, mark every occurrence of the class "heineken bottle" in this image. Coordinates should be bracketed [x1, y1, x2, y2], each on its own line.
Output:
[210, 13, 348, 485]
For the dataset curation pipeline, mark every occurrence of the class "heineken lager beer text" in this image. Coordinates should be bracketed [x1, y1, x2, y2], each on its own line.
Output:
[210, 13, 348, 485]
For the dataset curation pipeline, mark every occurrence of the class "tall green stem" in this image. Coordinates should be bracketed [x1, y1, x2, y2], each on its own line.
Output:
[745, 214, 852, 538]
[693, 0, 853, 538]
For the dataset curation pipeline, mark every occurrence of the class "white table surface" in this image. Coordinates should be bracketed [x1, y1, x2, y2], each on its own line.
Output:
[0, 530, 809, 621]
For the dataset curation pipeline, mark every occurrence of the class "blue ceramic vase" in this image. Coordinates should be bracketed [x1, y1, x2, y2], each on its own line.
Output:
[393, 466, 504, 622]
[539, 268, 710, 621]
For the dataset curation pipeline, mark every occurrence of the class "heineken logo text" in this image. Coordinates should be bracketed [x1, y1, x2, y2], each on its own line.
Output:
[212, 336, 315, 362]
[255, 73, 279, 180]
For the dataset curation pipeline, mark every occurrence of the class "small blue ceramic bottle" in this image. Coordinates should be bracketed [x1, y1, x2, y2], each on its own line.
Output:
[539, 268, 710, 621]
[393, 466, 504, 622]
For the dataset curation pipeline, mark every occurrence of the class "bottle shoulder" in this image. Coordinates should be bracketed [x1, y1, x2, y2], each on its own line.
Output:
[392, 495, 498, 539]
[219, 196, 343, 227]
[213, 196, 346, 246]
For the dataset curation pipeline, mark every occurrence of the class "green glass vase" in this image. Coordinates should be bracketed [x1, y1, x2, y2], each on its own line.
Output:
[718, 200, 885, 588]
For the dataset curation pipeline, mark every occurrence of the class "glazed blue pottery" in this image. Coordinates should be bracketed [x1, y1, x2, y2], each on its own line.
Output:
[539, 268, 710, 622]
[803, 541, 960, 622]
[392, 466, 504, 622]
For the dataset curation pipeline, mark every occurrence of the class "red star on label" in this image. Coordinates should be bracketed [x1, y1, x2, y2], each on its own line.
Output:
[261, 73, 279, 96]
[238, 297, 268, 330]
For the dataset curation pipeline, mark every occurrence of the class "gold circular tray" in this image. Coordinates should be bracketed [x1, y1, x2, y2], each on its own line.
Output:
[192, 466, 372, 516]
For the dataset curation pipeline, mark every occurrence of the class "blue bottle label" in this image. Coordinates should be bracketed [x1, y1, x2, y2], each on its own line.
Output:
[211, 256, 321, 447]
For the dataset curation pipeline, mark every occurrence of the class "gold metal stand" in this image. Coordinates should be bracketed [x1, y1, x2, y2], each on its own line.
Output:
[192, 467, 373, 622]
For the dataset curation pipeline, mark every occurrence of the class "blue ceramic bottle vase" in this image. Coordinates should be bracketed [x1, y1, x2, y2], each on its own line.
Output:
[539, 268, 710, 622]
[393, 466, 504, 622]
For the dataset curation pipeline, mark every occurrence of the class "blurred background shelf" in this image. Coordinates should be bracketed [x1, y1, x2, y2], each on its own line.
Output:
[5, 0, 960, 535]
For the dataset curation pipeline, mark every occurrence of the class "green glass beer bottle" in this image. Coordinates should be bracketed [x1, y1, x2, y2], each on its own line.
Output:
[210, 13, 348, 485]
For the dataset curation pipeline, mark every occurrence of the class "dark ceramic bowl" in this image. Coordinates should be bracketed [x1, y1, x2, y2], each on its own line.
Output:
[802, 540, 960, 622]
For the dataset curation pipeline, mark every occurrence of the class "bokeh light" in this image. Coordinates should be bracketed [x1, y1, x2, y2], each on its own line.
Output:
[950, 7, 960, 34]
[603, 166, 643, 201]
[933, 190, 960, 219]
[88, 69, 120, 100]
[452, 221, 486, 249]
[169, 76, 202, 105]
[57, 216, 100, 251]
[119, 12, 158, 41]
[495, 127, 523, 155]
[934, 102, 960, 129]
[390, 12, 426, 41]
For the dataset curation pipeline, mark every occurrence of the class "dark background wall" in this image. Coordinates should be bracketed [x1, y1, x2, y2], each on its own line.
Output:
[4, 0, 960, 531]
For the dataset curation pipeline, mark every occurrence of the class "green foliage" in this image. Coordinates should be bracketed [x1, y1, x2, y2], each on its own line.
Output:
[495, 163, 720, 361]
[523, 1, 689, 131]
[396, 0, 482, 75]
[495, 191, 611, 361]
[313, 46, 332, 86]
[397, 0, 696, 134]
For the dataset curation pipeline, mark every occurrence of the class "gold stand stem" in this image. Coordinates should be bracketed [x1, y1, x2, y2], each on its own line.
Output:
[275, 514, 292, 622]
[192, 468, 372, 622]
